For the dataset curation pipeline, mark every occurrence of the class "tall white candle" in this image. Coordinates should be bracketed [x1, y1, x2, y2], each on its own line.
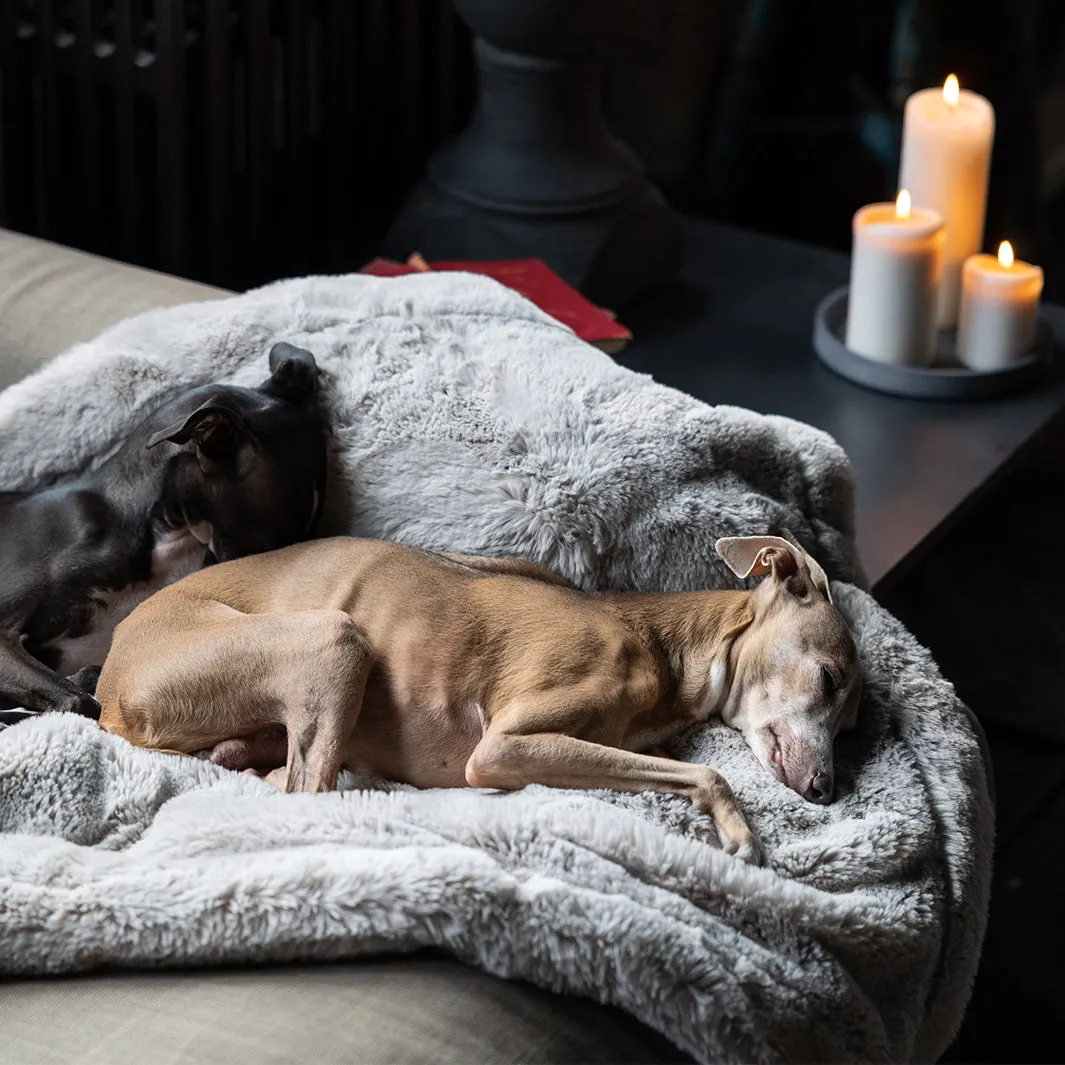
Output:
[957, 241, 1044, 371]
[898, 75, 995, 328]
[845, 190, 945, 366]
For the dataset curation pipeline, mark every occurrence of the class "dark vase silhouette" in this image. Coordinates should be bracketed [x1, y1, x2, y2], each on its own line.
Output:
[385, 0, 681, 310]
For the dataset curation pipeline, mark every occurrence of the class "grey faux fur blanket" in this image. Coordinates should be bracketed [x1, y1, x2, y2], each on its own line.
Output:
[0, 272, 992, 1064]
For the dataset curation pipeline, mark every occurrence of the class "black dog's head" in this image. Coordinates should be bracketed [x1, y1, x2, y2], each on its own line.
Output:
[144, 343, 328, 561]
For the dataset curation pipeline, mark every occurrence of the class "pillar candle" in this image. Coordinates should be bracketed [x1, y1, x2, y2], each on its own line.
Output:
[845, 190, 945, 366]
[898, 75, 995, 328]
[957, 241, 1044, 371]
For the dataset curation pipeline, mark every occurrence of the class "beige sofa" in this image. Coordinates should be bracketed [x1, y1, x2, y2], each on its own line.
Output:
[0, 228, 689, 1065]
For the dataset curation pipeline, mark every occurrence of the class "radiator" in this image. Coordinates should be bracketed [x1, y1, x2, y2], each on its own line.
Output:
[0, 0, 474, 288]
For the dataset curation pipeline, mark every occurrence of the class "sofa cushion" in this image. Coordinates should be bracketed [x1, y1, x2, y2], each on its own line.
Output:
[0, 228, 229, 391]
[0, 955, 692, 1065]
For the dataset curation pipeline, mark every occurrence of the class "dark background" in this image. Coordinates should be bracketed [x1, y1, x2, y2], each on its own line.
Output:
[2, 4, 1065, 1064]
[1, 0, 1063, 300]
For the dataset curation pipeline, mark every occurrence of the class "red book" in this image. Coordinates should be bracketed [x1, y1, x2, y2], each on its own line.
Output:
[359, 255, 632, 354]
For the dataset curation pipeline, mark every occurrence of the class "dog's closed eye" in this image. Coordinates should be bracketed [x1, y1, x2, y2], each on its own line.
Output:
[820, 666, 839, 700]
[765, 726, 783, 768]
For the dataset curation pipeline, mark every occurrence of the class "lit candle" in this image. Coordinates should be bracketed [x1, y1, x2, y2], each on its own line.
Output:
[898, 74, 995, 328]
[845, 189, 945, 365]
[956, 241, 1044, 371]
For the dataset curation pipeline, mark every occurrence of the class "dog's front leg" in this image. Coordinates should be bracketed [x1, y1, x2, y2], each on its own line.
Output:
[467, 729, 762, 865]
[0, 632, 100, 719]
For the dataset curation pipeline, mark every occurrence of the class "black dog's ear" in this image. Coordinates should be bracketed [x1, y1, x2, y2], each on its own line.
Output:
[262, 342, 319, 405]
[146, 403, 249, 463]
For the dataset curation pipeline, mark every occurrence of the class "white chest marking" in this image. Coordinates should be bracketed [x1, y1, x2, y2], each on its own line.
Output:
[44, 524, 210, 674]
[694, 659, 729, 722]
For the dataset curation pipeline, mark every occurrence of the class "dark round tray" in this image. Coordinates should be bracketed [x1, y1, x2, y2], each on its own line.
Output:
[813, 286, 1055, 400]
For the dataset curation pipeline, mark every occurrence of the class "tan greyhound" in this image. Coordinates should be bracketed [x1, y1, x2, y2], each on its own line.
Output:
[96, 533, 863, 865]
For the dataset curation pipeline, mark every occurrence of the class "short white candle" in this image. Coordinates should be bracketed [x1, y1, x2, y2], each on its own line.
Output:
[898, 74, 995, 328]
[956, 241, 1044, 371]
[845, 190, 945, 366]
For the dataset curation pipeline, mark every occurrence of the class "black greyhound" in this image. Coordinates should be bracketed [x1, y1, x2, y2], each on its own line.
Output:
[0, 342, 328, 727]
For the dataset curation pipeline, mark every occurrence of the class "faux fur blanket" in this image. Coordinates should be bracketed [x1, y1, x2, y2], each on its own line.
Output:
[0, 273, 992, 1064]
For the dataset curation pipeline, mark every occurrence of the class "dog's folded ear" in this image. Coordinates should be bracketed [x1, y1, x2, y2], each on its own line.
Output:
[778, 529, 833, 602]
[262, 343, 320, 405]
[146, 403, 250, 467]
[716, 536, 798, 581]
[715, 534, 834, 603]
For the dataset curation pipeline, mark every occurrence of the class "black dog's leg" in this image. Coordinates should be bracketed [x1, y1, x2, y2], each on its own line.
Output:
[67, 664, 102, 697]
[1, 663, 105, 729]
[0, 633, 101, 725]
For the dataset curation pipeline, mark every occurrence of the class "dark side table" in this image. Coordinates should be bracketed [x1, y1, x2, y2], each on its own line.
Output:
[618, 218, 1065, 595]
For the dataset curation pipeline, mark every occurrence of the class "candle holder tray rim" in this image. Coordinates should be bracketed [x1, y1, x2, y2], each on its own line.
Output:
[813, 286, 1054, 401]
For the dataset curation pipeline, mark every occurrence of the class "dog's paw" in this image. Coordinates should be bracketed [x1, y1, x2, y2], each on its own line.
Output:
[209, 727, 288, 772]
[246, 766, 290, 791]
[66, 665, 102, 697]
[723, 834, 764, 867]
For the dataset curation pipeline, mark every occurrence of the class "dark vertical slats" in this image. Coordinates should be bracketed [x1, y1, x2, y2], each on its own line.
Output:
[34, 0, 59, 239]
[246, 0, 272, 279]
[114, 0, 141, 263]
[205, 0, 232, 280]
[0, 0, 31, 230]
[0, 1, 10, 228]
[1, 0, 474, 284]
[433, 0, 457, 145]
[156, 0, 188, 274]
[285, 0, 308, 271]
[397, 0, 422, 193]
[326, 0, 356, 263]
[359, 0, 387, 243]
[74, 0, 100, 250]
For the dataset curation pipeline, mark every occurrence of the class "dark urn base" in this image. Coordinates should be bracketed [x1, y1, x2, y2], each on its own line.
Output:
[385, 4, 681, 310]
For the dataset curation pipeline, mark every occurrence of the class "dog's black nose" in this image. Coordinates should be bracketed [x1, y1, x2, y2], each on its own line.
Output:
[804, 772, 833, 805]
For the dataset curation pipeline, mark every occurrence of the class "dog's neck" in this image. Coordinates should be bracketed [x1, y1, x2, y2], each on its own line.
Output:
[604, 590, 754, 711]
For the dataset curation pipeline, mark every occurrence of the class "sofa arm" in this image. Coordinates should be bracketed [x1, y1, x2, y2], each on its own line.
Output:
[0, 228, 232, 392]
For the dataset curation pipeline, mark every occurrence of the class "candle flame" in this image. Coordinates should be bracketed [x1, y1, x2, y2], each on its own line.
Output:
[943, 74, 960, 106]
[896, 189, 911, 220]
[998, 241, 1014, 269]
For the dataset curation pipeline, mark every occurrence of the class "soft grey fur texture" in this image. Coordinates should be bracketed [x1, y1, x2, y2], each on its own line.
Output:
[0, 273, 991, 1064]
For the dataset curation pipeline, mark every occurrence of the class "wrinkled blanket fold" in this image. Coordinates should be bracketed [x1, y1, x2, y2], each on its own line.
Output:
[0, 272, 992, 1064]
